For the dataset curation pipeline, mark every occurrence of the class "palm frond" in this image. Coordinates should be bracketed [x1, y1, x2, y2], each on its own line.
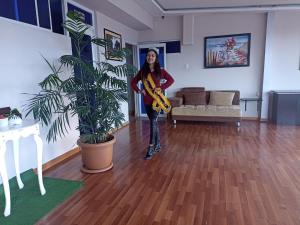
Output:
[25, 89, 64, 126]
[100, 62, 136, 78]
[91, 38, 108, 48]
[38, 57, 63, 90]
[46, 111, 70, 142]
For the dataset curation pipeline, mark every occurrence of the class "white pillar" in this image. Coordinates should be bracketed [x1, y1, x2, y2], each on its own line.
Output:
[261, 12, 275, 120]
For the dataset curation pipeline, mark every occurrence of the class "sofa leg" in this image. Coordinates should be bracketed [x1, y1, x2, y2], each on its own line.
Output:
[236, 122, 241, 131]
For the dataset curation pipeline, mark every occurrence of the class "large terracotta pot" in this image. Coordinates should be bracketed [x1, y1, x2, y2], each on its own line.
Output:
[78, 136, 116, 173]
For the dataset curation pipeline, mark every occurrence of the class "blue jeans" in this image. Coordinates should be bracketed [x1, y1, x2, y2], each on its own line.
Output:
[145, 105, 160, 146]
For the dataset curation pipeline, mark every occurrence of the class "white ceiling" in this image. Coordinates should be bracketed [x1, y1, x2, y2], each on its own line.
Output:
[135, 0, 300, 15]
[76, 0, 152, 30]
[76, 0, 300, 30]
[152, 0, 300, 8]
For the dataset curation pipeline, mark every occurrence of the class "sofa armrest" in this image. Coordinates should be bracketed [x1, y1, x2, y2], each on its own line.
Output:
[169, 97, 183, 107]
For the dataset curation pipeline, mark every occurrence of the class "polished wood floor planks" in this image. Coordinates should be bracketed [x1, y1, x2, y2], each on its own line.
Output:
[37, 120, 300, 225]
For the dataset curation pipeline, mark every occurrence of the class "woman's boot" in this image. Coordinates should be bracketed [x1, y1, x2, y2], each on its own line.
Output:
[154, 126, 161, 153]
[144, 145, 155, 160]
[154, 143, 161, 153]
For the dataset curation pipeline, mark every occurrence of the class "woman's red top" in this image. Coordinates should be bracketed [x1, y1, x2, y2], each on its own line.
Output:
[131, 69, 174, 105]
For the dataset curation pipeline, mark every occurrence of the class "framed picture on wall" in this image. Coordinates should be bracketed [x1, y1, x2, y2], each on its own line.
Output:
[104, 29, 122, 61]
[204, 33, 251, 68]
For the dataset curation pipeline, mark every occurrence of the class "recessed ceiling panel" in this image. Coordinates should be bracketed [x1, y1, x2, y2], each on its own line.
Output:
[155, 0, 300, 9]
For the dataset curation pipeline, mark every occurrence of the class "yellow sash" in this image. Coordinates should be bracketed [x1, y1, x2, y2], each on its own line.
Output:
[142, 73, 171, 113]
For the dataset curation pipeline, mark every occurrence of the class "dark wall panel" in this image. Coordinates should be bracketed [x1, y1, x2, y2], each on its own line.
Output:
[50, 0, 64, 34]
[67, 3, 93, 26]
[165, 41, 181, 54]
[0, 0, 16, 20]
[17, 0, 37, 25]
[37, 0, 51, 29]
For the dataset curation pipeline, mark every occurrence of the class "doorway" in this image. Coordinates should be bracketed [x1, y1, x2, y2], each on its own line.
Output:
[137, 43, 167, 117]
[125, 43, 137, 120]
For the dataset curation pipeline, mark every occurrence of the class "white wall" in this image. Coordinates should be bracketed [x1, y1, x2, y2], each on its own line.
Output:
[139, 16, 182, 42]
[261, 11, 300, 119]
[0, 18, 79, 182]
[139, 13, 267, 118]
[96, 11, 139, 49]
[96, 11, 139, 122]
[107, 0, 154, 29]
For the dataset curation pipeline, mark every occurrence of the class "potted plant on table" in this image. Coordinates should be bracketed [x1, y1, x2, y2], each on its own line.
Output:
[8, 108, 23, 125]
[25, 11, 135, 173]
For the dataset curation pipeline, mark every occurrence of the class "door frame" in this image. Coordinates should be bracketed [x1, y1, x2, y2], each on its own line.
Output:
[136, 43, 167, 117]
[125, 43, 138, 119]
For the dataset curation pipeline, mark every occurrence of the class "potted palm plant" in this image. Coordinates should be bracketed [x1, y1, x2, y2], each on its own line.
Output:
[25, 11, 135, 173]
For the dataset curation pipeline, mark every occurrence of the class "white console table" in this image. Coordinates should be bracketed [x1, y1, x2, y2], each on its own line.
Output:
[0, 120, 46, 217]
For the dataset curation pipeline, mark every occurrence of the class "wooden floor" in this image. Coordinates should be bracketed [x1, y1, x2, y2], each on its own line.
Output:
[37, 120, 300, 225]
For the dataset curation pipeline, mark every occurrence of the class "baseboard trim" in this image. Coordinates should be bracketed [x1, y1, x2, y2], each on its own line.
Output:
[241, 117, 269, 122]
[109, 121, 129, 134]
[259, 118, 268, 122]
[33, 147, 80, 173]
[37, 121, 130, 172]
[242, 117, 260, 121]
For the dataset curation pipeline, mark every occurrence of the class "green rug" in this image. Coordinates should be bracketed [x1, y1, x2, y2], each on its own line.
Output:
[0, 170, 83, 225]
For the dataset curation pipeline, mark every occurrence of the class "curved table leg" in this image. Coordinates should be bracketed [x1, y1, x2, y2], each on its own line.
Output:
[0, 140, 11, 217]
[12, 138, 24, 189]
[33, 134, 46, 195]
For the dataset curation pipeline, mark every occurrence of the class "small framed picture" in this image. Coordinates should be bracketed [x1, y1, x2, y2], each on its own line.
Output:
[204, 33, 251, 68]
[104, 29, 122, 61]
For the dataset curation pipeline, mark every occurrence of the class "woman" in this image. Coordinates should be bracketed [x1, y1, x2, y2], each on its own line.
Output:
[131, 48, 174, 160]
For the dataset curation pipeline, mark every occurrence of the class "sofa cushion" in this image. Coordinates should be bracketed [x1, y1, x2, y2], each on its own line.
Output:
[209, 91, 235, 106]
[175, 91, 184, 98]
[182, 87, 205, 92]
[184, 92, 206, 105]
[175, 87, 205, 98]
[172, 105, 241, 117]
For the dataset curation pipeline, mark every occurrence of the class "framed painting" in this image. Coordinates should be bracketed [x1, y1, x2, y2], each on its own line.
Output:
[204, 33, 251, 68]
[104, 29, 122, 61]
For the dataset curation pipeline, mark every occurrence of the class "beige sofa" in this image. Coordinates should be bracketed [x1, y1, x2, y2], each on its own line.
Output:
[169, 87, 241, 127]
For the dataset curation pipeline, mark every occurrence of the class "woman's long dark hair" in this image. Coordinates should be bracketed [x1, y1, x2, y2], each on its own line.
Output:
[141, 49, 161, 80]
